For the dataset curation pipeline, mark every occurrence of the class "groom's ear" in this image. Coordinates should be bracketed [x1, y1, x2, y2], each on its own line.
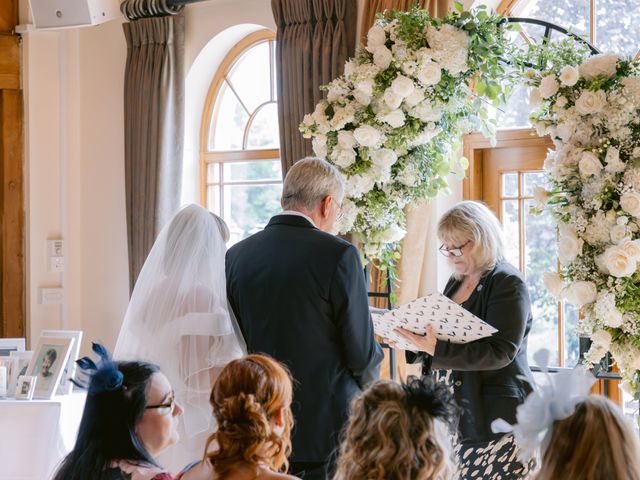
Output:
[319, 195, 332, 218]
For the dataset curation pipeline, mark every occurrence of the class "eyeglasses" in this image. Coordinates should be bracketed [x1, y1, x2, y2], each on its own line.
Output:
[438, 241, 471, 257]
[333, 197, 343, 221]
[145, 394, 175, 415]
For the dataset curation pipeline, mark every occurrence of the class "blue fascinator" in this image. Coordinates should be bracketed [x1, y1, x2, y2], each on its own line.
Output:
[72, 342, 124, 394]
[491, 349, 596, 462]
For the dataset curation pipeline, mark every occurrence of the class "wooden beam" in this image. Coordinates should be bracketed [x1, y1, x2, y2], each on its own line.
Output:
[0, 0, 18, 35]
[0, 89, 24, 338]
[0, 36, 20, 90]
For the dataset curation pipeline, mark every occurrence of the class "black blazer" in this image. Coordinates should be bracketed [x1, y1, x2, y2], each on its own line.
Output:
[226, 214, 383, 463]
[410, 261, 534, 444]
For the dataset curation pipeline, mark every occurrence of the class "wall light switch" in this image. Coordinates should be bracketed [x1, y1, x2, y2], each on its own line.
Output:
[39, 288, 64, 305]
[47, 239, 64, 257]
[49, 256, 64, 272]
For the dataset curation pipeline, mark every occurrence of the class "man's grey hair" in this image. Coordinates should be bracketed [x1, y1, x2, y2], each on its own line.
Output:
[281, 157, 345, 210]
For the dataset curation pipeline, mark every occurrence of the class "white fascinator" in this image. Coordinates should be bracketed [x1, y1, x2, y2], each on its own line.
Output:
[491, 349, 596, 462]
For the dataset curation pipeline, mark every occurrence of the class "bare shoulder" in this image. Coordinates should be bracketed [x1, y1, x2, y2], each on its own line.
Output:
[258, 473, 300, 480]
[177, 461, 213, 480]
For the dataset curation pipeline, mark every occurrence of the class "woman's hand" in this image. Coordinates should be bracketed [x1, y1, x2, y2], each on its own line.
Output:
[393, 325, 437, 356]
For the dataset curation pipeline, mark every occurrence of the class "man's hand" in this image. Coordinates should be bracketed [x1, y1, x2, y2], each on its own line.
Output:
[393, 324, 437, 355]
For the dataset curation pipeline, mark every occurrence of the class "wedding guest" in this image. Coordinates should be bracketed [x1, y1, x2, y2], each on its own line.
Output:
[177, 354, 299, 480]
[115, 204, 247, 471]
[53, 343, 183, 480]
[226, 157, 383, 479]
[333, 376, 458, 480]
[396, 201, 534, 479]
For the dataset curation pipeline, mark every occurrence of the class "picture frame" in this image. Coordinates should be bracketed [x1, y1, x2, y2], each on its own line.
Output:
[40, 330, 83, 395]
[26, 336, 74, 399]
[15, 375, 37, 400]
[8, 351, 33, 397]
[0, 338, 26, 357]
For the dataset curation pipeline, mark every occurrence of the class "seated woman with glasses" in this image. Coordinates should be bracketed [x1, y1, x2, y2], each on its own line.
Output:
[394, 201, 534, 480]
[53, 343, 183, 480]
[177, 354, 299, 480]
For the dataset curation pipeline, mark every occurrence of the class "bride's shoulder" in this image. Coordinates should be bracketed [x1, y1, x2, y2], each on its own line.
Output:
[175, 460, 213, 480]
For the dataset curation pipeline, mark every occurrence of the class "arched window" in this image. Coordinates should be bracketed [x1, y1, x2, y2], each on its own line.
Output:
[200, 29, 282, 245]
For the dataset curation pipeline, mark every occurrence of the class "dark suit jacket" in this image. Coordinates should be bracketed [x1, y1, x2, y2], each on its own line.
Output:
[226, 214, 383, 463]
[410, 261, 534, 444]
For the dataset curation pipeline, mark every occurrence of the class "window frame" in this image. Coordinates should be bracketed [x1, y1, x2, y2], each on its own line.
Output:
[199, 29, 280, 214]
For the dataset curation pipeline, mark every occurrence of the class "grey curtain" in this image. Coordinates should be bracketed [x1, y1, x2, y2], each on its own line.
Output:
[123, 16, 185, 291]
[272, 0, 357, 176]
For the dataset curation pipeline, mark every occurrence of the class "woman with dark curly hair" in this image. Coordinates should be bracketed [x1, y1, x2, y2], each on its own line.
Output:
[178, 354, 298, 480]
[333, 376, 459, 480]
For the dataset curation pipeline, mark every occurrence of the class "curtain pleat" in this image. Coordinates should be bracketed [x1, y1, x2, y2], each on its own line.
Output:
[361, 0, 450, 37]
[123, 16, 185, 291]
[272, 0, 357, 175]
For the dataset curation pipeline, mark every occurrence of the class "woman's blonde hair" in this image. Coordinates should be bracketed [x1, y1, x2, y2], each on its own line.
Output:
[437, 201, 504, 278]
[536, 395, 640, 480]
[204, 354, 294, 476]
[333, 377, 458, 480]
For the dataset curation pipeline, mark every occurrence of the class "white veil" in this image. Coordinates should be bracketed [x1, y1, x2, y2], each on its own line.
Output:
[114, 204, 247, 443]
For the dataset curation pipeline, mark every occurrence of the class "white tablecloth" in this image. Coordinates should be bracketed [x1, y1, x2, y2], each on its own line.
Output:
[0, 392, 86, 480]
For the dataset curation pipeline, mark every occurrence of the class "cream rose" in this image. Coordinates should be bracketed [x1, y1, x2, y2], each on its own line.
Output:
[565, 281, 598, 307]
[610, 224, 629, 244]
[337, 131, 357, 150]
[353, 125, 382, 147]
[605, 147, 625, 173]
[559, 65, 579, 86]
[604, 308, 624, 328]
[312, 136, 327, 158]
[416, 62, 442, 86]
[578, 151, 602, 177]
[366, 25, 386, 50]
[591, 329, 612, 350]
[620, 191, 640, 217]
[373, 46, 393, 69]
[620, 239, 640, 260]
[539, 74, 560, 98]
[558, 225, 583, 264]
[579, 54, 620, 80]
[529, 87, 542, 107]
[404, 88, 425, 108]
[379, 109, 406, 128]
[383, 88, 403, 110]
[370, 148, 398, 168]
[333, 148, 356, 168]
[602, 245, 637, 278]
[391, 75, 415, 98]
[575, 90, 607, 115]
[543, 271, 564, 297]
[355, 79, 374, 97]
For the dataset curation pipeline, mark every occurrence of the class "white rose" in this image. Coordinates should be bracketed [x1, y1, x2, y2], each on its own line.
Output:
[620, 239, 640, 260]
[366, 25, 386, 50]
[575, 90, 607, 115]
[353, 125, 382, 147]
[533, 186, 548, 209]
[411, 104, 442, 122]
[401, 60, 417, 76]
[556, 123, 574, 142]
[620, 192, 640, 217]
[416, 62, 442, 86]
[404, 88, 425, 107]
[383, 88, 403, 110]
[337, 131, 357, 150]
[539, 74, 559, 98]
[591, 329, 612, 350]
[379, 224, 406, 243]
[579, 151, 602, 177]
[370, 148, 398, 169]
[610, 224, 629, 244]
[353, 90, 372, 106]
[555, 96, 568, 108]
[579, 54, 620, 80]
[633, 147, 640, 158]
[604, 147, 625, 173]
[602, 245, 637, 278]
[565, 281, 598, 307]
[355, 79, 374, 96]
[379, 109, 405, 128]
[391, 75, 415, 98]
[373, 46, 393, 70]
[604, 308, 624, 328]
[344, 59, 356, 77]
[559, 65, 579, 86]
[312, 135, 327, 158]
[543, 271, 564, 297]
[558, 224, 583, 264]
[333, 148, 356, 168]
[529, 87, 542, 107]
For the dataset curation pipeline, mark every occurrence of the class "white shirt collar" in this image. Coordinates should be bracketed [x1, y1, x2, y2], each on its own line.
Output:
[280, 210, 317, 228]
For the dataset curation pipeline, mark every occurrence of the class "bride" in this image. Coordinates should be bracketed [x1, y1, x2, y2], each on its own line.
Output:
[114, 204, 247, 473]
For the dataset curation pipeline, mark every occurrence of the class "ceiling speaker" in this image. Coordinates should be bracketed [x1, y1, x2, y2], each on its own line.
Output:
[28, 0, 120, 29]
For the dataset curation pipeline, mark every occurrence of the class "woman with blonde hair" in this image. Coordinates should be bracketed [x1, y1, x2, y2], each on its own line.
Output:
[333, 376, 459, 480]
[178, 354, 299, 480]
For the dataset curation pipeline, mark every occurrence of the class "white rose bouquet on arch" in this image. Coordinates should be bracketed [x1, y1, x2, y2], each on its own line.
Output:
[521, 39, 640, 398]
[300, 3, 513, 279]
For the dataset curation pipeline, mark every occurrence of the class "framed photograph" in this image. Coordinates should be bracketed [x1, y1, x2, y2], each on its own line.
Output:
[8, 351, 32, 397]
[15, 375, 37, 400]
[26, 336, 73, 399]
[0, 338, 25, 357]
[41, 330, 83, 395]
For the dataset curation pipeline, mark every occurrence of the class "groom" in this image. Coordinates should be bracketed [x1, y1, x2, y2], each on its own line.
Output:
[226, 157, 383, 479]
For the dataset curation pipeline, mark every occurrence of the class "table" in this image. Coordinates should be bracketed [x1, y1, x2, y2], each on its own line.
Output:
[0, 392, 86, 480]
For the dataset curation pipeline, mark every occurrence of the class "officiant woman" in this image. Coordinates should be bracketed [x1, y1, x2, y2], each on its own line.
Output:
[396, 200, 534, 479]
